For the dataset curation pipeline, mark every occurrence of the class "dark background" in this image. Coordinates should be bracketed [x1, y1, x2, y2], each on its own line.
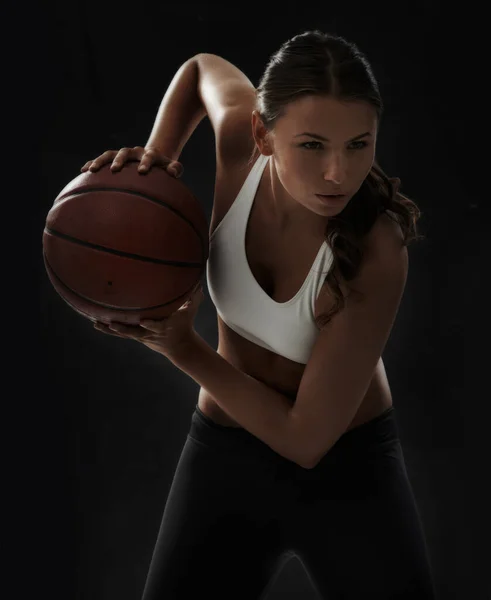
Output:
[25, 0, 489, 598]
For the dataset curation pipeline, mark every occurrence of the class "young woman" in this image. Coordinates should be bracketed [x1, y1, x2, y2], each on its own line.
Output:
[84, 30, 437, 600]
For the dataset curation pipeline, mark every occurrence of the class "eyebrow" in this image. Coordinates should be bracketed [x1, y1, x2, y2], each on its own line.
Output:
[294, 131, 372, 142]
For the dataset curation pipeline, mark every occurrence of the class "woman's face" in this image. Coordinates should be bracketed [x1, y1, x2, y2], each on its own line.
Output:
[252, 95, 378, 224]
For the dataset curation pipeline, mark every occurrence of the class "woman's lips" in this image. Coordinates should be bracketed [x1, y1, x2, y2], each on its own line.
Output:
[316, 193, 346, 204]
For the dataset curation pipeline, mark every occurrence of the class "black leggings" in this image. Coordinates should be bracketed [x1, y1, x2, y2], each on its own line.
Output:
[141, 404, 437, 599]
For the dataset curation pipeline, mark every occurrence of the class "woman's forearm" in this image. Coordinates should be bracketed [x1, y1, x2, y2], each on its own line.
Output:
[145, 56, 207, 160]
[168, 332, 307, 467]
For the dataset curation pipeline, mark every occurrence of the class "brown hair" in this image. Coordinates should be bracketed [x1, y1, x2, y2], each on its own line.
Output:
[246, 29, 424, 329]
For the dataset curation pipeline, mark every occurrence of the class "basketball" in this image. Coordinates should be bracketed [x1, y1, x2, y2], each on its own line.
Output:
[42, 160, 209, 326]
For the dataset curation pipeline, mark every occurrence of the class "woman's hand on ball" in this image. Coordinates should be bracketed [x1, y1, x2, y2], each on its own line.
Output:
[80, 146, 184, 178]
[93, 282, 204, 361]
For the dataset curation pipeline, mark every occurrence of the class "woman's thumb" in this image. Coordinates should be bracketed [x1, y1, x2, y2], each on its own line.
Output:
[169, 162, 183, 178]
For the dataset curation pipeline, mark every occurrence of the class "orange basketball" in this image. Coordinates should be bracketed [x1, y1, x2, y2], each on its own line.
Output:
[42, 160, 208, 326]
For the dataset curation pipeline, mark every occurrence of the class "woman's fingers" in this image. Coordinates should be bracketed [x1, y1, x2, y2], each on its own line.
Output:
[109, 148, 131, 171]
[94, 323, 127, 338]
[94, 321, 156, 340]
[81, 147, 183, 177]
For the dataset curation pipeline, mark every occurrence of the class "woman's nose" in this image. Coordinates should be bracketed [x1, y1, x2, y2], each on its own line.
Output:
[322, 156, 346, 185]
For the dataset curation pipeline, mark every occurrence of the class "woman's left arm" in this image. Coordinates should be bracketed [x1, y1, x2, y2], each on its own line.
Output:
[168, 332, 303, 464]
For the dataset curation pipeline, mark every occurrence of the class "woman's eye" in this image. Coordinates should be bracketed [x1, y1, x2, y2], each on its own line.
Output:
[301, 141, 322, 150]
[301, 141, 368, 150]
[350, 141, 368, 150]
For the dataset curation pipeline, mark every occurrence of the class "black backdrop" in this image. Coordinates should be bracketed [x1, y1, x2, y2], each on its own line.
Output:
[27, 1, 490, 598]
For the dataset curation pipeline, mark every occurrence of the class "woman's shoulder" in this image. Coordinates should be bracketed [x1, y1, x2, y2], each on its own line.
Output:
[371, 210, 405, 249]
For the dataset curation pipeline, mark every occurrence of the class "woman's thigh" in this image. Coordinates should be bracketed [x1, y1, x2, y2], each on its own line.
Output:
[289, 441, 437, 599]
[141, 433, 290, 600]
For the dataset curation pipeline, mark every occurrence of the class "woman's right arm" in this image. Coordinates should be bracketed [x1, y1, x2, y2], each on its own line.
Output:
[82, 54, 255, 176]
[144, 56, 207, 161]
[146, 53, 256, 165]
